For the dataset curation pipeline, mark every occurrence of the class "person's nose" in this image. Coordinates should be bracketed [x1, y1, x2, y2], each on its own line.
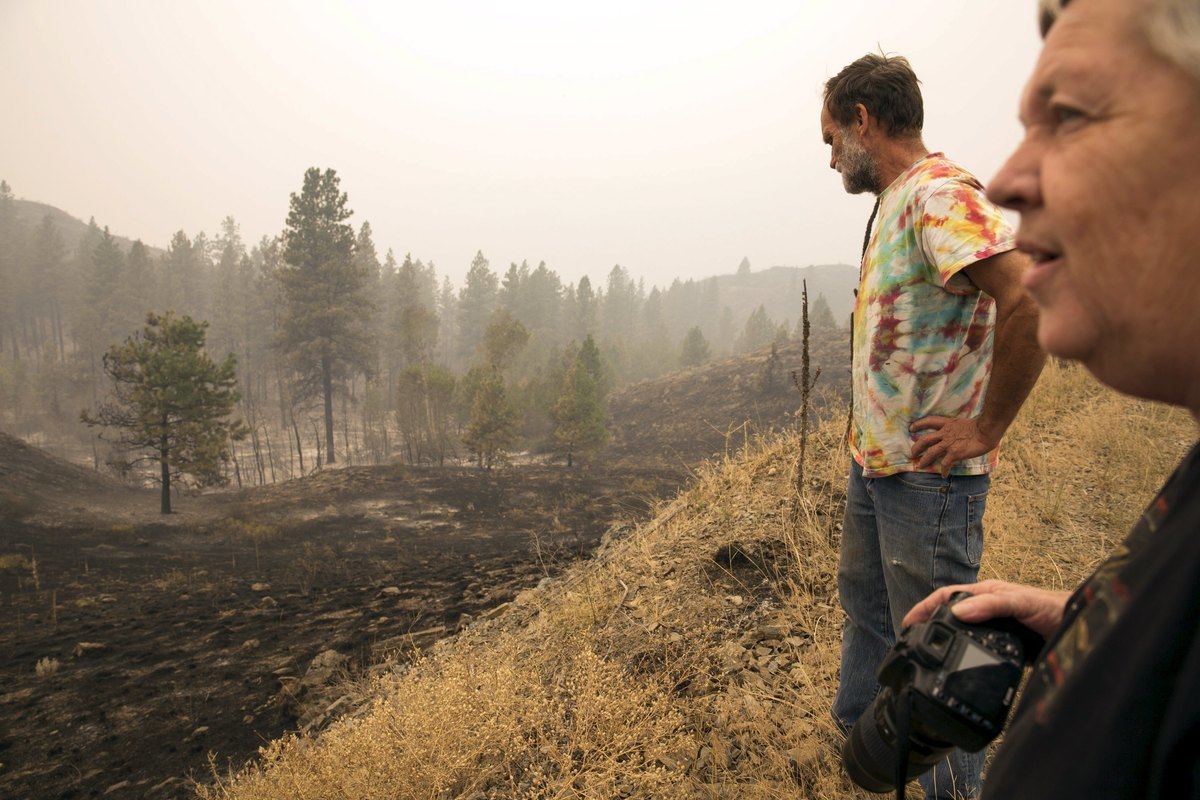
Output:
[988, 137, 1041, 211]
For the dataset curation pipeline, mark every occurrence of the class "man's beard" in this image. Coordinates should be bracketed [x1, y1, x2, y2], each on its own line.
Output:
[839, 130, 881, 195]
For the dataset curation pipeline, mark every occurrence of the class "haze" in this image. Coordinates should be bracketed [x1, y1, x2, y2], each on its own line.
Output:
[0, 0, 1041, 287]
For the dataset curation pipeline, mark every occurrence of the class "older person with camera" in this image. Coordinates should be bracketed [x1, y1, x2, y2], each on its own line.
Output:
[904, 0, 1200, 796]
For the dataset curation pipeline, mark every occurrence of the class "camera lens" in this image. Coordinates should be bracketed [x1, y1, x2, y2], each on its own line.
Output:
[842, 692, 953, 793]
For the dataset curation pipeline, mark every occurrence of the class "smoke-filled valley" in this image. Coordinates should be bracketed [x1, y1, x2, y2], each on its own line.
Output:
[0, 176, 854, 799]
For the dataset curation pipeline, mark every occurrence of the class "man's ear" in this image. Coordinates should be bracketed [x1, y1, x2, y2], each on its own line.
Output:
[854, 103, 871, 136]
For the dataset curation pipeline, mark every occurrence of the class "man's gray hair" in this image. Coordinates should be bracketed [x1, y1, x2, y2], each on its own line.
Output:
[1039, 0, 1200, 81]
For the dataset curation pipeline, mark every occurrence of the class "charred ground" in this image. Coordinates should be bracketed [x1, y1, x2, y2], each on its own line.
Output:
[0, 334, 849, 800]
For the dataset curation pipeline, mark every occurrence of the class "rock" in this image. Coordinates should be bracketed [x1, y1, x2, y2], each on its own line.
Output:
[240, 639, 261, 650]
[324, 695, 351, 717]
[73, 642, 106, 658]
[483, 602, 510, 620]
[378, 586, 402, 597]
[301, 649, 349, 693]
[787, 741, 823, 771]
[260, 596, 278, 608]
[719, 642, 745, 673]
[250, 582, 271, 592]
[309, 650, 348, 672]
[755, 623, 789, 640]
[149, 777, 180, 795]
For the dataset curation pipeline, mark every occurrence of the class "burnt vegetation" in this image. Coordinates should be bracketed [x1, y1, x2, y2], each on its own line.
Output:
[0, 175, 859, 798]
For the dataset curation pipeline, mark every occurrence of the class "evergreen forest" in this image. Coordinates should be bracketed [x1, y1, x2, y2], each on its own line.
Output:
[0, 174, 852, 489]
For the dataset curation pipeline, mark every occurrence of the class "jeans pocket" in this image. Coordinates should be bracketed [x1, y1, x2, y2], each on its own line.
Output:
[965, 491, 987, 567]
[894, 471, 949, 493]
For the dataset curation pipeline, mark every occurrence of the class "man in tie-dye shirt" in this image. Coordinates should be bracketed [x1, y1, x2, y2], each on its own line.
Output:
[820, 53, 1044, 799]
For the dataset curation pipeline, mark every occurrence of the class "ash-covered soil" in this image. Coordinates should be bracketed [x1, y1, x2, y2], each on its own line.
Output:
[0, 457, 680, 800]
[607, 332, 849, 468]
[0, 333, 849, 799]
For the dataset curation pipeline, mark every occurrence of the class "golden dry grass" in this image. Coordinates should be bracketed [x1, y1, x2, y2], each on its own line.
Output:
[195, 361, 1194, 800]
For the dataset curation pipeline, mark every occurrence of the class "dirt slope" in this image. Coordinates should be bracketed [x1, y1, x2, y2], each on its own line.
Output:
[607, 330, 849, 469]
[0, 431, 138, 522]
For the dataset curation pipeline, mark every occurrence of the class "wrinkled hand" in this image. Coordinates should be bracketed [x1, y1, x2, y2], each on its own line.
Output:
[902, 579, 1071, 640]
[909, 416, 999, 476]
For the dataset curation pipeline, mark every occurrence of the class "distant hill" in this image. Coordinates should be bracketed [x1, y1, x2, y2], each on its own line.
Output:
[8, 194, 158, 256]
[707, 263, 858, 330]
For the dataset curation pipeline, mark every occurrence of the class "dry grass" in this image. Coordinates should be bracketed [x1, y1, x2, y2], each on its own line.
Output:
[984, 361, 1193, 589]
[195, 361, 1194, 800]
[0, 554, 32, 571]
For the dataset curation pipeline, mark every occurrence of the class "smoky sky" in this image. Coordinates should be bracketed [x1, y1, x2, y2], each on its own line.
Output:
[0, 0, 1041, 287]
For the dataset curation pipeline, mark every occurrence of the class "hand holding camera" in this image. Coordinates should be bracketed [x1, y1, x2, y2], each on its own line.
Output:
[903, 580, 1072, 638]
[842, 591, 1046, 796]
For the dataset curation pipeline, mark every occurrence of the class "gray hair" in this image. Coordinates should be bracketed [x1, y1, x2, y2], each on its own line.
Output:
[1039, 0, 1200, 81]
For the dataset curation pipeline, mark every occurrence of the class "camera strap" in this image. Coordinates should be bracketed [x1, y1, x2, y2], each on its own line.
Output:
[893, 686, 915, 800]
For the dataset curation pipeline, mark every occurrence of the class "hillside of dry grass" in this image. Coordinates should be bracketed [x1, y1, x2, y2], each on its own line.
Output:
[196, 362, 1195, 799]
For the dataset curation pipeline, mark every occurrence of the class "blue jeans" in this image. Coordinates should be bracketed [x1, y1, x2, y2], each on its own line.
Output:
[833, 460, 990, 800]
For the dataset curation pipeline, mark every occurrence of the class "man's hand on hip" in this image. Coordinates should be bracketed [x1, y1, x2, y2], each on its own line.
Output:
[909, 416, 999, 476]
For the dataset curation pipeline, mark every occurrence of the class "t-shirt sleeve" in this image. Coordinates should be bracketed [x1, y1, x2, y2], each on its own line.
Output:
[916, 177, 1016, 294]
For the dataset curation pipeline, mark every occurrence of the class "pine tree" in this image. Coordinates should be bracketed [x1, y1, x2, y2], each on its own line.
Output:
[809, 293, 837, 330]
[462, 367, 516, 469]
[81, 312, 246, 514]
[481, 307, 529, 370]
[680, 326, 712, 367]
[553, 335, 609, 467]
[76, 228, 129, 391]
[394, 363, 456, 465]
[30, 216, 68, 362]
[276, 167, 375, 464]
[568, 274, 597, 341]
[392, 253, 439, 369]
[457, 251, 498, 366]
[0, 180, 21, 361]
[738, 304, 778, 352]
[599, 264, 640, 345]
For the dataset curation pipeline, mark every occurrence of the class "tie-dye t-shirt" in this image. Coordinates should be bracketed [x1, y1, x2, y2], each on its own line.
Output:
[850, 153, 1015, 478]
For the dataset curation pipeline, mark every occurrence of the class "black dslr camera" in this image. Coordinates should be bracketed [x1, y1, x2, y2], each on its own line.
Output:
[842, 592, 1040, 794]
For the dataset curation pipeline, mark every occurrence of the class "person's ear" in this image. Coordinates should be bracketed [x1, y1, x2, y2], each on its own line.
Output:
[854, 103, 870, 135]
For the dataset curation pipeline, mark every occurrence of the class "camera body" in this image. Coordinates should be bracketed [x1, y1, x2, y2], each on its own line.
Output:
[842, 592, 1035, 793]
